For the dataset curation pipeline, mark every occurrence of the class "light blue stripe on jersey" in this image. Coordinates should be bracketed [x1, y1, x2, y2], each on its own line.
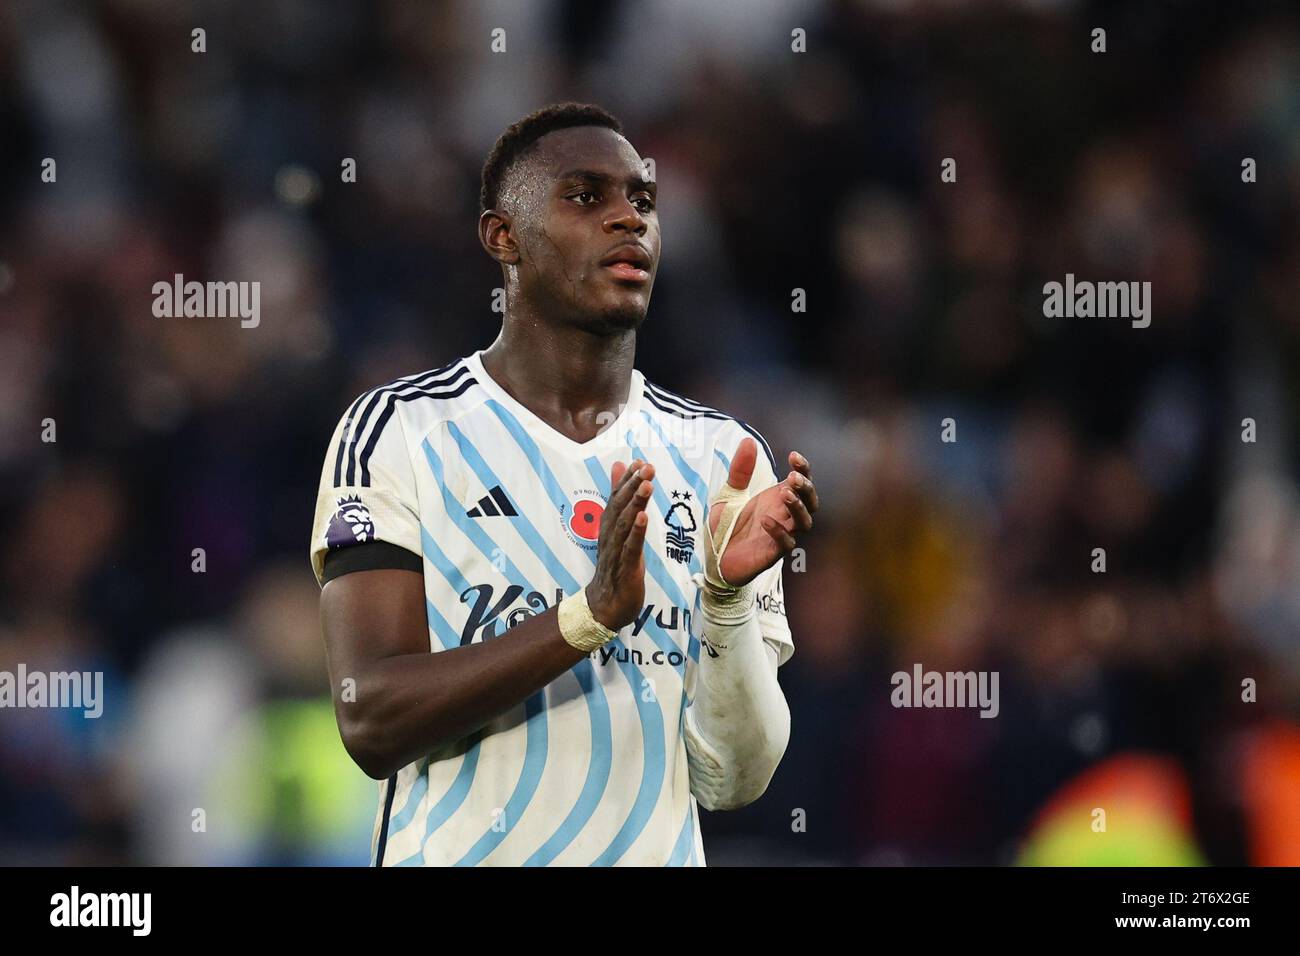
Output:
[641, 410, 711, 506]
[382, 534, 473, 854]
[387, 766, 428, 838]
[422, 437, 536, 588]
[424, 599, 458, 651]
[420, 437, 548, 865]
[455, 692, 548, 866]
[639, 408, 712, 671]
[624, 435, 703, 606]
[483, 399, 573, 517]
[673, 674, 695, 858]
[666, 802, 695, 866]
[446, 421, 582, 593]
[627, 430, 705, 579]
[477, 401, 660, 865]
[582, 455, 678, 867]
[523, 662, 613, 866]
[624, 437, 707, 676]
[420, 437, 551, 863]
[420, 521, 473, 596]
[380, 518, 483, 849]
[379, 527, 476, 855]
[444, 421, 592, 868]
[394, 741, 483, 866]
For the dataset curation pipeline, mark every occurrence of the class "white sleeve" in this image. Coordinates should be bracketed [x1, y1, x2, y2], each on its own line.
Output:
[309, 392, 423, 587]
[684, 606, 791, 811]
[753, 558, 793, 667]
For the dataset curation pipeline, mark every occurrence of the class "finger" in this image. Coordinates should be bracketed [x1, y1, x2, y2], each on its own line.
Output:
[611, 475, 653, 547]
[789, 450, 813, 481]
[616, 464, 654, 517]
[786, 470, 819, 514]
[615, 459, 644, 496]
[600, 461, 639, 550]
[621, 509, 649, 569]
[781, 487, 814, 531]
[727, 438, 757, 492]
[621, 463, 655, 515]
[609, 459, 649, 514]
[761, 515, 797, 552]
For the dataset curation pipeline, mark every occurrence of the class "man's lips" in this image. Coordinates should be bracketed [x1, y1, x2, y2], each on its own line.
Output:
[603, 261, 651, 283]
[599, 244, 652, 283]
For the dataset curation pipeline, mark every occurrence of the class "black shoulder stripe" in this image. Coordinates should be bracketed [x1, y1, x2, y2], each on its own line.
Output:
[643, 383, 777, 473]
[333, 391, 370, 486]
[334, 360, 459, 487]
[345, 361, 464, 485]
[345, 362, 467, 486]
[358, 376, 478, 486]
[644, 381, 720, 415]
[643, 389, 723, 421]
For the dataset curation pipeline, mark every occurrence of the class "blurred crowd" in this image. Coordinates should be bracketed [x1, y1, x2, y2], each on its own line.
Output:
[2, 0, 1299, 865]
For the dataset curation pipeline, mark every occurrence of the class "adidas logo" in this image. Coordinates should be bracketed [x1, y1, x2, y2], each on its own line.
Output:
[466, 485, 518, 518]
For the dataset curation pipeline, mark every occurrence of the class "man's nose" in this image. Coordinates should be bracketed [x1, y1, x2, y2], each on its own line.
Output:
[605, 196, 646, 233]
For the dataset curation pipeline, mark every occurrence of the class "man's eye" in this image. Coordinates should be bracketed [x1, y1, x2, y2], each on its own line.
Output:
[572, 190, 598, 204]
[634, 196, 655, 212]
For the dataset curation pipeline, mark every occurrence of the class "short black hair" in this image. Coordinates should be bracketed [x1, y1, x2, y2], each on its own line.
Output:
[480, 102, 623, 212]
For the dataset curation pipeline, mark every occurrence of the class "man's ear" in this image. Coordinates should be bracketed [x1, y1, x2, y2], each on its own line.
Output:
[479, 209, 521, 266]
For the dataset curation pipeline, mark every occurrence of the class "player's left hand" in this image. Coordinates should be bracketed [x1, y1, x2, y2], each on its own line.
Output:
[711, 438, 818, 587]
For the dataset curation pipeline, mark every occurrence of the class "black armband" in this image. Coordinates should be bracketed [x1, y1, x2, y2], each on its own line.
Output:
[321, 541, 422, 585]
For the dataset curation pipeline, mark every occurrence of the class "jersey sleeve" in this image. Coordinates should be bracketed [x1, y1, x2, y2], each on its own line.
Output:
[309, 394, 423, 587]
[752, 557, 792, 667]
[714, 422, 794, 667]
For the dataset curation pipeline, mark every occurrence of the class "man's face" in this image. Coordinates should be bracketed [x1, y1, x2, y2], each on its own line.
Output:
[493, 126, 660, 333]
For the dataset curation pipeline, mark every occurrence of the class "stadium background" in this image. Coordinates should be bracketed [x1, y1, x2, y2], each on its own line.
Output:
[2, 0, 1300, 865]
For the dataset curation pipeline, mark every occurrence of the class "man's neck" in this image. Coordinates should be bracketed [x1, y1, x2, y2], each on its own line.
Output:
[480, 317, 637, 445]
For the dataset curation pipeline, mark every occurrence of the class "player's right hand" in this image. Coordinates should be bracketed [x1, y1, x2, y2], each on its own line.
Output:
[585, 459, 654, 631]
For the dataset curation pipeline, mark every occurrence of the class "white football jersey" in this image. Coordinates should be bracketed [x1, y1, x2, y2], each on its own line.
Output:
[310, 349, 793, 866]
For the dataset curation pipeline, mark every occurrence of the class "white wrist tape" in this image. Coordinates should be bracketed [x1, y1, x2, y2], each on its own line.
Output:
[699, 478, 757, 625]
[558, 588, 618, 652]
[694, 572, 755, 629]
